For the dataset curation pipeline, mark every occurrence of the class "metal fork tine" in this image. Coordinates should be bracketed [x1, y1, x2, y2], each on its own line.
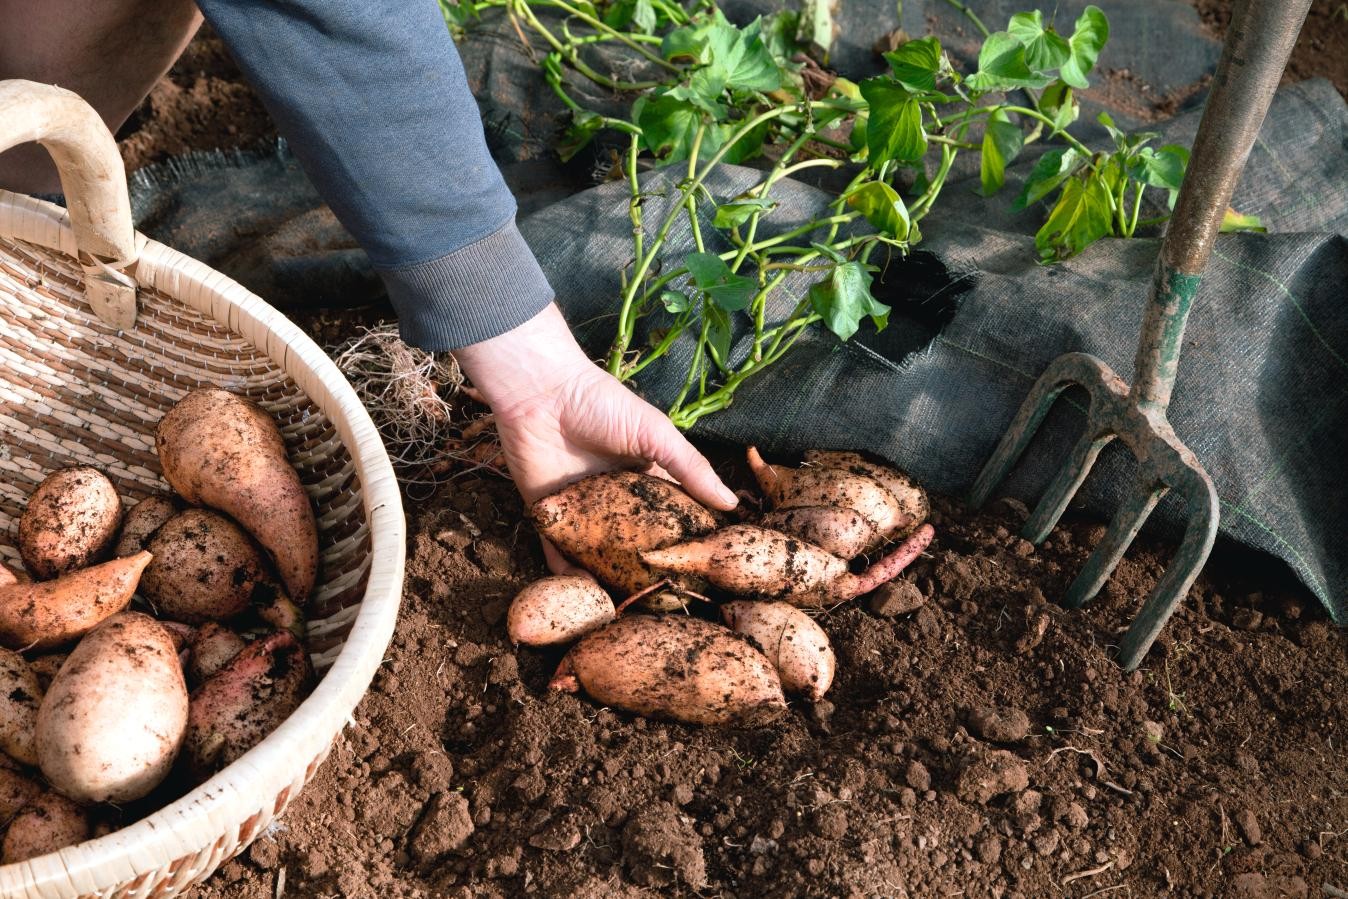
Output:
[1063, 482, 1166, 609]
[1022, 433, 1114, 543]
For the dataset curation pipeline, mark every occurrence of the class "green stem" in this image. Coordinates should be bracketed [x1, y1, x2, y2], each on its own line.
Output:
[607, 132, 648, 375]
[524, 0, 682, 72]
[940, 0, 991, 38]
[1127, 184, 1145, 237]
[685, 123, 709, 254]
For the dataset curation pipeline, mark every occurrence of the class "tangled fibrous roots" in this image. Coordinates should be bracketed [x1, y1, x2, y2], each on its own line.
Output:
[329, 325, 470, 482]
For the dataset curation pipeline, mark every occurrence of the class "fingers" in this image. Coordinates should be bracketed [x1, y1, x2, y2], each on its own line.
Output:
[636, 407, 739, 512]
[541, 537, 590, 578]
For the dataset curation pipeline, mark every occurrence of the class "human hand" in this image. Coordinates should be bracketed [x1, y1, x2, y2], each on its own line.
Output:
[452, 304, 738, 573]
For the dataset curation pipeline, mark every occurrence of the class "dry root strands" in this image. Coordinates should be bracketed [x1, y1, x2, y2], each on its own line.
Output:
[722, 601, 835, 701]
[551, 615, 786, 726]
[641, 523, 935, 606]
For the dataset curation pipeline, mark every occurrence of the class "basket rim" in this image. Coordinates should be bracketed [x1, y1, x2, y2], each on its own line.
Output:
[0, 190, 406, 898]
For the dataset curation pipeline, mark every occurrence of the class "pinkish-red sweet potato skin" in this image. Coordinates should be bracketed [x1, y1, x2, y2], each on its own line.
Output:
[188, 621, 248, 685]
[0, 551, 151, 651]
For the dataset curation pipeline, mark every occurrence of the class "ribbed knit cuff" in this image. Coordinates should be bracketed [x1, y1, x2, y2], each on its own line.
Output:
[377, 216, 555, 351]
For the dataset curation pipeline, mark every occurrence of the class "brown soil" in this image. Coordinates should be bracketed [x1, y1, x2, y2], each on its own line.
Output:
[1194, 0, 1348, 101]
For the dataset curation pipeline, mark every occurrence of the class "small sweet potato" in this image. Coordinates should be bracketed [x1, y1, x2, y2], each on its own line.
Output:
[0, 551, 151, 650]
[643, 524, 936, 606]
[0, 649, 42, 765]
[185, 629, 311, 778]
[0, 768, 41, 824]
[747, 448, 909, 543]
[531, 472, 717, 593]
[759, 506, 877, 560]
[114, 494, 180, 557]
[188, 622, 247, 684]
[507, 576, 615, 647]
[803, 450, 929, 538]
[18, 467, 122, 580]
[721, 601, 835, 701]
[156, 389, 319, 603]
[141, 509, 273, 623]
[551, 615, 785, 726]
[1, 791, 90, 863]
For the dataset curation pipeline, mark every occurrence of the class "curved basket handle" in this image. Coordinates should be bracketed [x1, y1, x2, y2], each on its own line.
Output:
[0, 80, 138, 329]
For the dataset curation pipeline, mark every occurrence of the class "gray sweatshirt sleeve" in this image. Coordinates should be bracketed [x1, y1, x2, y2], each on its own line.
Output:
[194, 0, 554, 350]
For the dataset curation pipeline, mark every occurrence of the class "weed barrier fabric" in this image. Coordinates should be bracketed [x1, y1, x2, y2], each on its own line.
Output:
[520, 79, 1348, 620]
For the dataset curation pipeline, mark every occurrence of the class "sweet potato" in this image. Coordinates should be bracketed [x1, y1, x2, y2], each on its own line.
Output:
[1, 791, 90, 863]
[156, 389, 319, 602]
[507, 576, 615, 647]
[188, 622, 247, 684]
[37, 612, 188, 803]
[721, 601, 835, 701]
[18, 467, 122, 580]
[531, 472, 717, 593]
[759, 506, 876, 560]
[0, 551, 150, 650]
[114, 494, 179, 557]
[0, 649, 41, 765]
[0, 768, 41, 824]
[141, 509, 275, 623]
[185, 629, 311, 777]
[25, 654, 66, 693]
[642, 523, 935, 606]
[551, 615, 785, 726]
[0, 564, 27, 587]
[747, 448, 909, 544]
[803, 450, 929, 538]
[254, 590, 305, 641]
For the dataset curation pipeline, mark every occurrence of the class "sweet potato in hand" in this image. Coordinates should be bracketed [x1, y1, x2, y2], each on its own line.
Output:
[531, 471, 716, 593]
[722, 601, 835, 701]
[552, 615, 785, 726]
[156, 389, 319, 602]
[0, 551, 150, 650]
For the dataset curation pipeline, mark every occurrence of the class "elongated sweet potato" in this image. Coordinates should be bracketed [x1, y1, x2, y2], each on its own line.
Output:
[0, 649, 41, 765]
[114, 494, 179, 557]
[156, 389, 319, 602]
[0, 551, 150, 650]
[803, 450, 929, 538]
[18, 467, 122, 580]
[551, 615, 785, 726]
[759, 506, 876, 560]
[747, 448, 909, 543]
[531, 472, 717, 593]
[643, 524, 935, 606]
[722, 601, 835, 701]
[1, 791, 90, 863]
[507, 576, 615, 647]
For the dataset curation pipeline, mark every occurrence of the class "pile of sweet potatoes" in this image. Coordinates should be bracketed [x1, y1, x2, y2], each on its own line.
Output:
[0, 389, 318, 861]
[510, 449, 934, 726]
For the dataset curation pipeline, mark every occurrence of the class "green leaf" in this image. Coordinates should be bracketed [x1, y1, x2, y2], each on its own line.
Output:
[1006, 10, 1071, 72]
[1034, 173, 1115, 261]
[635, 93, 703, 163]
[703, 302, 733, 370]
[979, 110, 1024, 197]
[859, 78, 927, 164]
[966, 31, 1055, 92]
[685, 252, 758, 311]
[845, 181, 911, 240]
[1096, 111, 1125, 148]
[558, 110, 605, 162]
[810, 242, 846, 265]
[705, 16, 783, 93]
[796, 0, 837, 58]
[713, 197, 776, 229]
[883, 36, 942, 92]
[661, 290, 692, 313]
[1221, 208, 1266, 233]
[808, 262, 891, 341]
[603, 0, 657, 34]
[761, 9, 804, 66]
[663, 23, 708, 62]
[1127, 143, 1188, 190]
[1039, 81, 1078, 132]
[1012, 147, 1086, 211]
[1059, 5, 1109, 89]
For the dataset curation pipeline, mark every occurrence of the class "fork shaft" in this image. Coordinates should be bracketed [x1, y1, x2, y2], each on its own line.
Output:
[1130, 0, 1311, 411]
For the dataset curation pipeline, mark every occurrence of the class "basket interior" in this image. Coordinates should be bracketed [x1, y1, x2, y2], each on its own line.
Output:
[0, 235, 371, 663]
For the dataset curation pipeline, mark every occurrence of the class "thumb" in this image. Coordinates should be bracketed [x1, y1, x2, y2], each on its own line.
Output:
[635, 406, 738, 511]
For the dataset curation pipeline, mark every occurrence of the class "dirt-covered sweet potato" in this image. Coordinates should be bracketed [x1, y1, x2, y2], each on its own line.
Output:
[1, 791, 90, 863]
[17, 467, 122, 580]
[0, 649, 42, 765]
[507, 576, 615, 647]
[188, 622, 247, 684]
[747, 448, 910, 546]
[759, 506, 877, 560]
[156, 389, 319, 603]
[0, 551, 150, 650]
[36, 612, 188, 803]
[803, 449, 929, 538]
[721, 601, 835, 701]
[0, 768, 41, 824]
[185, 629, 312, 777]
[643, 523, 936, 606]
[531, 471, 717, 593]
[113, 493, 180, 558]
[551, 615, 786, 726]
[141, 509, 276, 623]
[25, 654, 66, 693]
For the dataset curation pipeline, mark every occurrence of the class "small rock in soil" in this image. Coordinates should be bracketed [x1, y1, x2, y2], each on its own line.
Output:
[868, 579, 925, 616]
[811, 805, 849, 841]
[956, 750, 1030, 805]
[410, 792, 474, 862]
[1231, 608, 1264, 631]
[968, 706, 1031, 743]
[905, 760, 932, 792]
[1235, 808, 1262, 846]
[529, 817, 582, 852]
[247, 838, 280, 870]
[622, 802, 707, 888]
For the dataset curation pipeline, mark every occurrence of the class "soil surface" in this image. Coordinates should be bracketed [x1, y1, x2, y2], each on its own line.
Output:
[97, 6, 1348, 898]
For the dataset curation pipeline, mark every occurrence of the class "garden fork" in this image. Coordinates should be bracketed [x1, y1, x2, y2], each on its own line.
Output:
[968, 0, 1312, 671]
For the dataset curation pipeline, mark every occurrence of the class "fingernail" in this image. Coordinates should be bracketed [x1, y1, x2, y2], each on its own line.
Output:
[718, 485, 739, 507]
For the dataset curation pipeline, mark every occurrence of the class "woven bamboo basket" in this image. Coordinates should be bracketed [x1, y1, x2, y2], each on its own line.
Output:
[0, 81, 405, 897]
